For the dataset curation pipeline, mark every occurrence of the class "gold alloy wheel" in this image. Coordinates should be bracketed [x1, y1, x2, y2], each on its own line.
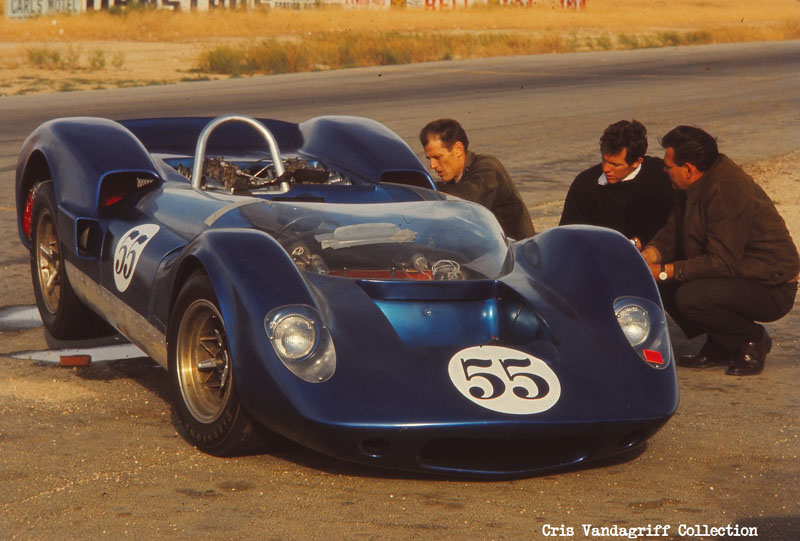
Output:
[175, 299, 233, 424]
[34, 207, 62, 315]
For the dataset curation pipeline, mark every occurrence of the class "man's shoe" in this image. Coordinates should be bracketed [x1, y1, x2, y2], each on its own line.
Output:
[726, 328, 772, 376]
[677, 339, 730, 368]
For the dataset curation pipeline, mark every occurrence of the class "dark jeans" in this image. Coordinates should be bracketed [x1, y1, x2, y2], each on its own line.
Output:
[658, 278, 798, 353]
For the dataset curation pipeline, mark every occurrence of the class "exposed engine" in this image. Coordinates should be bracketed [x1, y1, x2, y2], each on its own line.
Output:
[177, 157, 346, 193]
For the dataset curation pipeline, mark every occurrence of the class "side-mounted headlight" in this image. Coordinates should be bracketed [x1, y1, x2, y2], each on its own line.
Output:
[265, 305, 336, 382]
[616, 304, 650, 347]
[272, 314, 317, 360]
[614, 296, 672, 369]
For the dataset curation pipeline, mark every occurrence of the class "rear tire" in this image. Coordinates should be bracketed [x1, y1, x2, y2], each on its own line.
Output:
[29, 181, 100, 339]
[168, 271, 258, 456]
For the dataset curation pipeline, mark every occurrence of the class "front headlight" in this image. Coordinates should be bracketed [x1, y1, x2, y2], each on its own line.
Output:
[614, 296, 672, 369]
[615, 304, 650, 347]
[270, 314, 317, 360]
[265, 305, 335, 382]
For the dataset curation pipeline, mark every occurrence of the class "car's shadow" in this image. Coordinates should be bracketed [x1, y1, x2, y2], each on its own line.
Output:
[47, 330, 654, 482]
[44, 330, 172, 404]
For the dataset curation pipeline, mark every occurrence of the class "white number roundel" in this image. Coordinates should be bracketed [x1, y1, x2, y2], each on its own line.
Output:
[447, 346, 561, 415]
[113, 224, 160, 292]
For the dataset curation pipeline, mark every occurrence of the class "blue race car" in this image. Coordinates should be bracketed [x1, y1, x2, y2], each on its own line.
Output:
[15, 114, 677, 477]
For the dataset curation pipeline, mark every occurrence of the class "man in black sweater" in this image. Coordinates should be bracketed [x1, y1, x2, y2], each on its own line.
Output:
[559, 120, 675, 248]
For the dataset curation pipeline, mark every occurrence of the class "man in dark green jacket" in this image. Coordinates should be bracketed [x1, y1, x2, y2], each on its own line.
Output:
[641, 126, 799, 375]
[419, 118, 535, 240]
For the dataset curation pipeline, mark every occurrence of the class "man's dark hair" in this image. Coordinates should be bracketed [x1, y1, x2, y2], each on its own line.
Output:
[660, 125, 719, 172]
[419, 118, 469, 151]
[599, 120, 648, 163]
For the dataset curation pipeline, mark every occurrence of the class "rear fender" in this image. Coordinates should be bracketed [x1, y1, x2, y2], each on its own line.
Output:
[16, 118, 161, 247]
[296, 116, 434, 187]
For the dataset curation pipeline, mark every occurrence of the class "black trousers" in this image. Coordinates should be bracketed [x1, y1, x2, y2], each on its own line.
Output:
[658, 278, 798, 353]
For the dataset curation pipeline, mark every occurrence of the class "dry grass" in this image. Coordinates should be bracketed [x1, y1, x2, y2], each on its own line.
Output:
[1, 0, 798, 94]
[2, 1, 799, 41]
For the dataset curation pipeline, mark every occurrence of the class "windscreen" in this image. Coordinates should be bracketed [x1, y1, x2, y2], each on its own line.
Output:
[240, 199, 511, 281]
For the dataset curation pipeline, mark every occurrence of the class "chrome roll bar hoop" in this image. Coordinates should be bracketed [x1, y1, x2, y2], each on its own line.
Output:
[191, 115, 288, 192]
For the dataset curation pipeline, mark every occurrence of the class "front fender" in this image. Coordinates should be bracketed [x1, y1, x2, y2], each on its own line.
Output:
[506, 226, 678, 418]
[165, 228, 323, 409]
[513, 225, 660, 315]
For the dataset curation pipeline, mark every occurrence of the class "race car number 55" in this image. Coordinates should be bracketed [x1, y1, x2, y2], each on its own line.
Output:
[113, 224, 160, 293]
[448, 346, 561, 415]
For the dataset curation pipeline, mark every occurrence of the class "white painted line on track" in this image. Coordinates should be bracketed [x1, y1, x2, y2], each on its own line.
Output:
[12, 343, 150, 364]
[0, 305, 43, 330]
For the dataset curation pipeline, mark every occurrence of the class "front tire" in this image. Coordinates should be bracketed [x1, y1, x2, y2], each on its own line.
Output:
[168, 272, 258, 456]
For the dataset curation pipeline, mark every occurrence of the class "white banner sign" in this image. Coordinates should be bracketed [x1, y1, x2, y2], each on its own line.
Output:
[6, 0, 82, 18]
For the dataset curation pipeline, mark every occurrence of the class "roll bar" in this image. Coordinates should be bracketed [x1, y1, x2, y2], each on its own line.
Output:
[191, 115, 288, 192]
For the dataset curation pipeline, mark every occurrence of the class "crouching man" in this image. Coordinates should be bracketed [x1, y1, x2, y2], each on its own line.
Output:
[641, 125, 799, 375]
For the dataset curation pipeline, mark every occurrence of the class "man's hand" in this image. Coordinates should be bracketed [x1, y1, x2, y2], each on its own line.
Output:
[640, 245, 660, 264]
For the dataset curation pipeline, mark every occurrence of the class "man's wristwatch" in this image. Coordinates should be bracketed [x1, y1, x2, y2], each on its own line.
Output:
[658, 263, 668, 281]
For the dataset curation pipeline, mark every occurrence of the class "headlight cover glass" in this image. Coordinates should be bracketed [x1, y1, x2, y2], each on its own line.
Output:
[272, 314, 317, 360]
[265, 305, 335, 382]
[614, 296, 672, 369]
[615, 304, 650, 347]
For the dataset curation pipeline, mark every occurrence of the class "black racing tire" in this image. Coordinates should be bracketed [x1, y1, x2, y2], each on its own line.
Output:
[29, 181, 102, 339]
[168, 271, 259, 456]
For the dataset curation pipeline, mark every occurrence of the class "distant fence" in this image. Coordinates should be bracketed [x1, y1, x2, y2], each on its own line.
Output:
[6, 0, 582, 19]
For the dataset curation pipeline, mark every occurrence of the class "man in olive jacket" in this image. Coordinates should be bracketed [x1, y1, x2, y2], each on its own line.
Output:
[641, 126, 799, 375]
[419, 118, 535, 240]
